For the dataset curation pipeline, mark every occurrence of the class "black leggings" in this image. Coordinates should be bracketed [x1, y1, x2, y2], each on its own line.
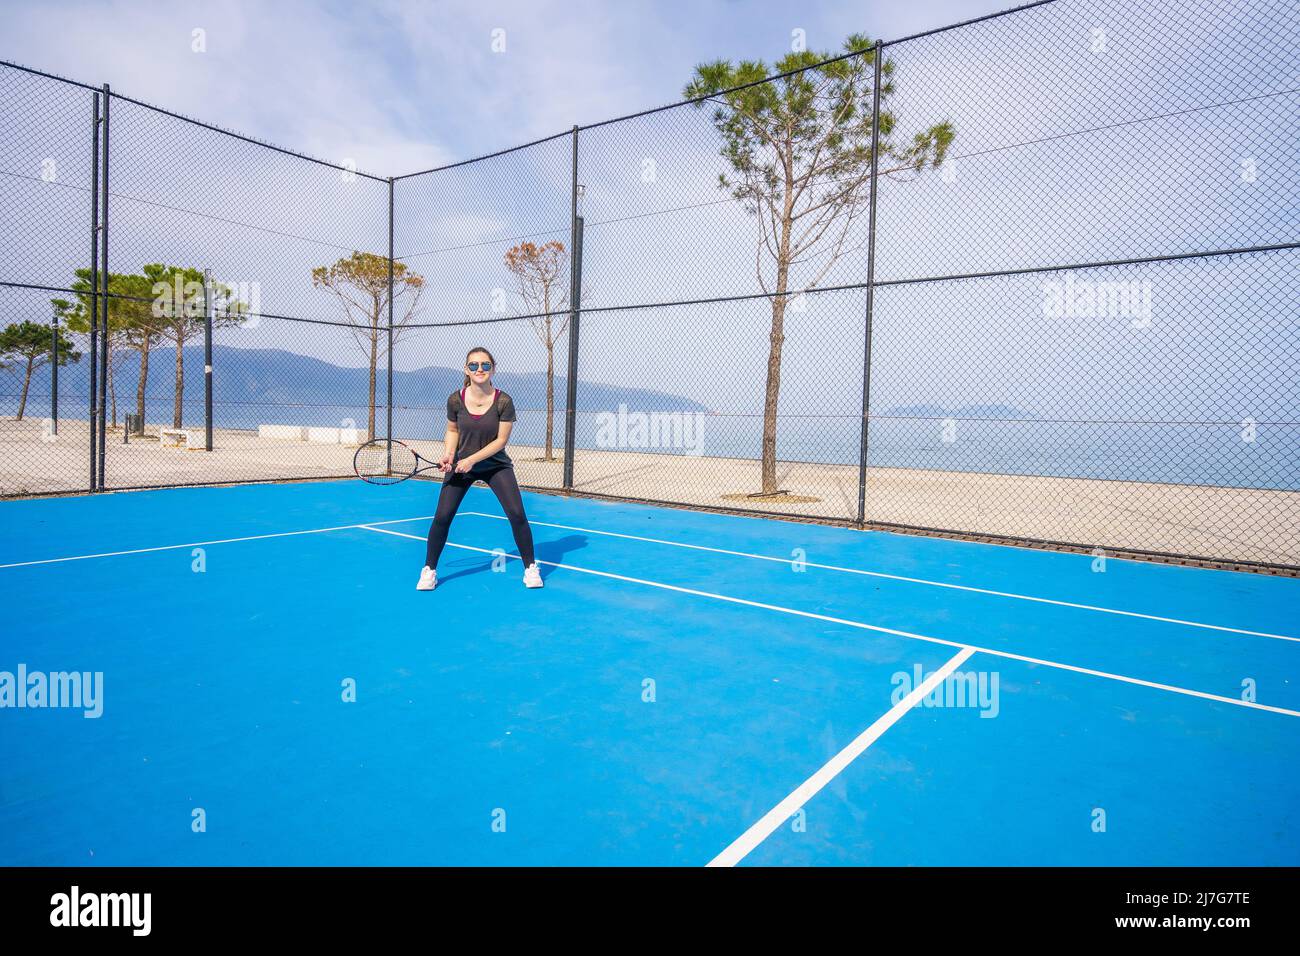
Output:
[425, 464, 535, 569]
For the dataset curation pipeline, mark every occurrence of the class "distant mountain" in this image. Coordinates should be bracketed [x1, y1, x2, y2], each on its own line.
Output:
[35, 345, 707, 418]
[882, 404, 1040, 420]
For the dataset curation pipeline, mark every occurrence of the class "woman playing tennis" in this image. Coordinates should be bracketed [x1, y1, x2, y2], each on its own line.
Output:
[418, 347, 542, 591]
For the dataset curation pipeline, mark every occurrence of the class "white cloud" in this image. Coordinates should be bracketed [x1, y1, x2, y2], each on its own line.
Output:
[1, 0, 1008, 176]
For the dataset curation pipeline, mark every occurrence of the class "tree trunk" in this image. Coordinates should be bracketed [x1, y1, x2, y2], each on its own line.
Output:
[136, 338, 150, 423]
[760, 296, 787, 494]
[761, 183, 796, 495]
[544, 317, 554, 460]
[173, 331, 185, 428]
[367, 320, 378, 443]
[17, 356, 33, 420]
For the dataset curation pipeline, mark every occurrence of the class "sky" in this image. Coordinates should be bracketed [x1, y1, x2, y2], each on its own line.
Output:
[1, 0, 1296, 426]
[0, 0, 1020, 175]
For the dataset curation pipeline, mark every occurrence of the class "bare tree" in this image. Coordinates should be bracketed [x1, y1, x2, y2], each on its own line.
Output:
[504, 240, 571, 461]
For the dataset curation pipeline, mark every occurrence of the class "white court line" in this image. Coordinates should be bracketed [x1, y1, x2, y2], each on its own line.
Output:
[0, 515, 438, 569]
[454, 512, 1296, 643]
[707, 646, 978, 868]
[362, 526, 1300, 719]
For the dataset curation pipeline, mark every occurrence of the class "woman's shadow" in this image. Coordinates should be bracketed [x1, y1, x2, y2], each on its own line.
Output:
[435, 534, 589, 587]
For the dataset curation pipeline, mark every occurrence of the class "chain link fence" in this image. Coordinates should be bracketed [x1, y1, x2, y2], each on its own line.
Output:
[1, 0, 1296, 571]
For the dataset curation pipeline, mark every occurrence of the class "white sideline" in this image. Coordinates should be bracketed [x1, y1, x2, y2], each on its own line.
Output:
[0, 515, 438, 569]
[361, 526, 1300, 719]
[707, 646, 979, 868]
[454, 512, 1296, 643]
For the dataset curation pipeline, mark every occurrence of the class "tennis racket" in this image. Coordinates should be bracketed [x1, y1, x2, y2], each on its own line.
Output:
[353, 439, 457, 485]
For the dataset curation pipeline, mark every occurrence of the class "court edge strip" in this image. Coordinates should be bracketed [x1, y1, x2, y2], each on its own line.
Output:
[708, 646, 979, 867]
[363, 525, 1300, 720]
[454, 513, 1295, 643]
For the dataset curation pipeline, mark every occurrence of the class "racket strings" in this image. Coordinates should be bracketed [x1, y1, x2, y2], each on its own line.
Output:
[355, 440, 418, 484]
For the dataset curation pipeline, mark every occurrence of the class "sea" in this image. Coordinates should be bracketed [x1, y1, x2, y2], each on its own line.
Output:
[6, 393, 1296, 491]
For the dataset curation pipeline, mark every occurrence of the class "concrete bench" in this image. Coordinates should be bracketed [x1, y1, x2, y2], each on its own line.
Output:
[256, 424, 365, 445]
[307, 426, 367, 445]
[258, 424, 307, 441]
[158, 428, 203, 449]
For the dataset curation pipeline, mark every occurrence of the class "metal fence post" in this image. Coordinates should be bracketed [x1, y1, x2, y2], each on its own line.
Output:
[387, 177, 395, 468]
[856, 42, 884, 528]
[97, 83, 110, 490]
[88, 89, 100, 492]
[204, 268, 214, 450]
[562, 126, 581, 491]
[50, 314, 58, 436]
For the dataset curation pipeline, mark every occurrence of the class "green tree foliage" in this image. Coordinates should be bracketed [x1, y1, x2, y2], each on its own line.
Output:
[140, 264, 248, 428]
[57, 270, 156, 427]
[59, 266, 248, 428]
[0, 318, 81, 421]
[684, 35, 954, 495]
[312, 252, 425, 442]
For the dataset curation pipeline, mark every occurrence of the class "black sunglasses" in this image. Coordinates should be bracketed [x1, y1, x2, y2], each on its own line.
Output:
[466, 361, 493, 372]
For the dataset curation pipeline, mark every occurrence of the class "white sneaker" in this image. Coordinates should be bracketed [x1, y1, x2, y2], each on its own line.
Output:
[416, 566, 437, 591]
[523, 563, 543, 589]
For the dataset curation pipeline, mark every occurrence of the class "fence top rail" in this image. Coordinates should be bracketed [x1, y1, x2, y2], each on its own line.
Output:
[394, 128, 577, 182]
[1, 1, 1065, 186]
[0, 58, 388, 183]
[396, 0, 1062, 178]
[16, 0, 1228, 190]
[4, 0, 1282, 199]
[107, 90, 391, 183]
[0, 58, 101, 93]
[879, 0, 1059, 48]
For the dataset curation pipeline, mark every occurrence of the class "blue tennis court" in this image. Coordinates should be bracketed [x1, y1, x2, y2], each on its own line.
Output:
[2, 479, 1297, 866]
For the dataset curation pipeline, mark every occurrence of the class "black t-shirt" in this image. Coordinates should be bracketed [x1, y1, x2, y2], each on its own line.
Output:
[447, 388, 516, 471]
